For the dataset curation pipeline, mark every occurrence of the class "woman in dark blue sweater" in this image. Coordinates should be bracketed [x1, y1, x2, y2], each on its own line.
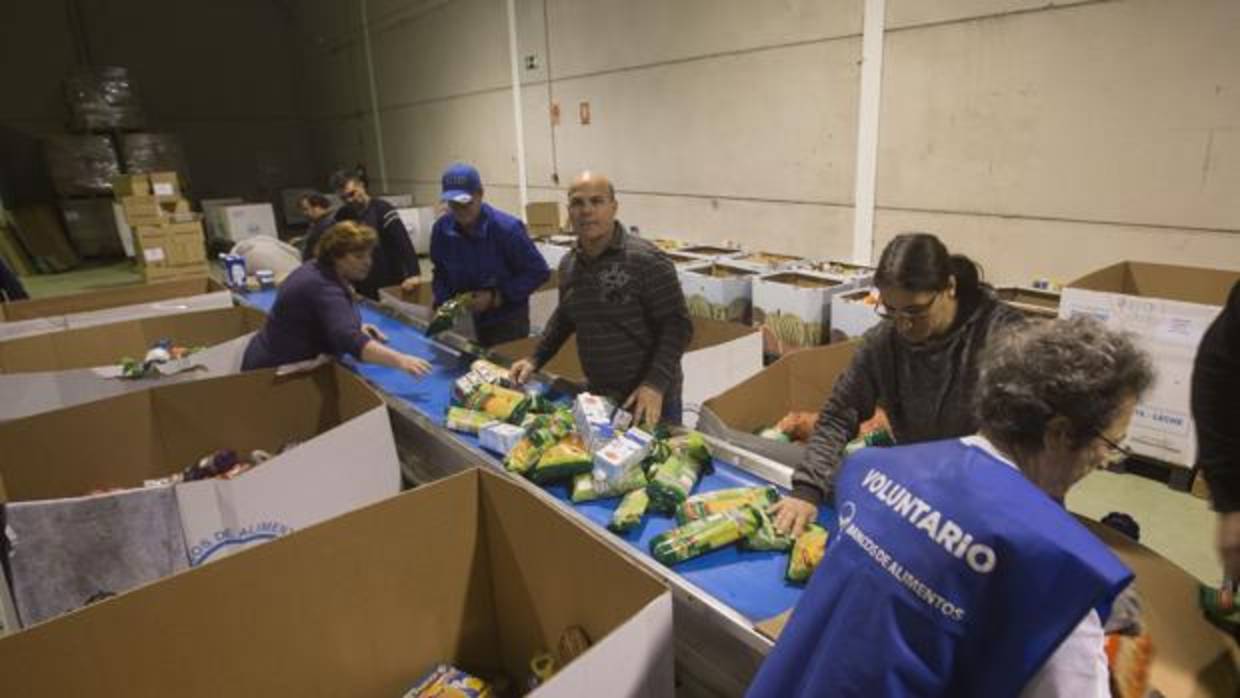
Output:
[242, 221, 431, 376]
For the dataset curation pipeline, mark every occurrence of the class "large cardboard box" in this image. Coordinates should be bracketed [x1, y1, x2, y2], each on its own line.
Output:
[997, 286, 1061, 319]
[0, 277, 230, 341]
[699, 341, 858, 466]
[0, 306, 264, 421]
[217, 203, 278, 242]
[494, 316, 763, 428]
[199, 197, 244, 239]
[1060, 262, 1240, 467]
[676, 244, 742, 260]
[526, 201, 566, 236]
[109, 173, 150, 197]
[0, 468, 673, 697]
[380, 272, 559, 339]
[134, 220, 207, 282]
[148, 171, 179, 197]
[829, 286, 882, 341]
[753, 270, 855, 354]
[730, 250, 808, 272]
[680, 261, 760, 324]
[396, 205, 438, 255]
[0, 363, 400, 629]
[809, 260, 876, 285]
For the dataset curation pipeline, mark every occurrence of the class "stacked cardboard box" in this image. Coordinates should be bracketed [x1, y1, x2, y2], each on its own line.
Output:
[111, 172, 206, 281]
[526, 201, 566, 237]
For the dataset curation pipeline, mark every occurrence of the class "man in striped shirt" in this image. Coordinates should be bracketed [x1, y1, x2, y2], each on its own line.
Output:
[511, 172, 693, 426]
[330, 169, 421, 300]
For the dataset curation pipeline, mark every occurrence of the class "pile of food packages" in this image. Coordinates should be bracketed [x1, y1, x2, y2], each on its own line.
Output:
[446, 360, 840, 584]
[759, 407, 892, 446]
[401, 625, 591, 697]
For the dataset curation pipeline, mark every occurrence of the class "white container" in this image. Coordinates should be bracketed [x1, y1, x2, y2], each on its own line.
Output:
[679, 261, 760, 324]
[200, 197, 245, 240]
[752, 269, 855, 353]
[218, 203, 278, 243]
[593, 428, 654, 485]
[829, 286, 882, 341]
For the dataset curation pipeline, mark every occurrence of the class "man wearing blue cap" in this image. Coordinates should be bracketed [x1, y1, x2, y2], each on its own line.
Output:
[430, 163, 550, 346]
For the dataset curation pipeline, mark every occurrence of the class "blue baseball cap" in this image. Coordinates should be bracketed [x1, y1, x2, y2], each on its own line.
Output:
[440, 163, 482, 204]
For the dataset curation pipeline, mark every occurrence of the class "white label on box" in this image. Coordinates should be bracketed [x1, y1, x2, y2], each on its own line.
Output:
[153, 183, 175, 196]
[143, 248, 166, 263]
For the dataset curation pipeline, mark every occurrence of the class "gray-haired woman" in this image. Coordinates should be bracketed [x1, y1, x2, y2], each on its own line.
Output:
[749, 316, 1154, 698]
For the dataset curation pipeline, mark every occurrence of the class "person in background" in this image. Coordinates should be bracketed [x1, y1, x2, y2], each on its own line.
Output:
[298, 193, 335, 262]
[748, 317, 1154, 698]
[430, 163, 550, 346]
[1192, 280, 1240, 592]
[0, 256, 28, 302]
[241, 220, 431, 377]
[772, 233, 1026, 537]
[329, 169, 421, 300]
[510, 171, 692, 427]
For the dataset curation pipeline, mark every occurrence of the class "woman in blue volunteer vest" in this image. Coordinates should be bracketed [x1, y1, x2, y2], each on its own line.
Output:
[771, 232, 1025, 537]
[749, 316, 1154, 698]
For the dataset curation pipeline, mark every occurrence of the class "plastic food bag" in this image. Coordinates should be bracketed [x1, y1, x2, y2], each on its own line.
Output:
[647, 455, 705, 514]
[426, 292, 472, 337]
[740, 505, 795, 552]
[445, 407, 494, 434]
[403, 664, 491, 697]
[466, 383, 531, 424]
[786, 524, 829, 583]
[503, 436, 545, 476]
[650, 506, 761, 566]
[609, 489, 649, 533]
[529, 433, 592, 484]
[571, 466, 647, 503]
[676, 486, 779, 525]
[844, 427, 894, 456]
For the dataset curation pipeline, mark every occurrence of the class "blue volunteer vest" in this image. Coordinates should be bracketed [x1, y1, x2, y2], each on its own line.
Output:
[748, 438, 1132, 698]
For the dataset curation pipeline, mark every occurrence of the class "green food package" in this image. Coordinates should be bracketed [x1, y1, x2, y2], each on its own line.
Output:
[650, 506, 761, 566]
[426, 292, 472, 337]
[759, 427, 791, 442]
[740, 506, 795, 552]
[525, 393, 557, 415]
[786, 524, 830, 583]
[676, 486, 779, 525]
[529, 433, 592, 484]
[503, 435, 546, 475]
[844, 427, 895, 456]
[571, 467, 648, 503]
[466, 383, 531, 424]
[445, 407, 494, 434]
[646, 455, 705, 514]
[609, 489, 650, 533]
[669, 431, 711, 465]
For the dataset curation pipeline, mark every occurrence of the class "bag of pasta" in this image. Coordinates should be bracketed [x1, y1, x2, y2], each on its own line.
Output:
[466, 383, 531, 424]
[740, 505, 795, 552]
[676, 486, 778, 525]
[528, 433, 592, 484]
[650, 506, 761, 566]
[571, 466, 647, 503]
[786, 524, 830, 583]
[503, 426, 558, 476]
[609, 488, 649, 533]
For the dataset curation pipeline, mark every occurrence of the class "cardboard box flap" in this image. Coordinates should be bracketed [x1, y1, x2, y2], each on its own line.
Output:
[756, 610, 790, 642]
[0, 278, 223, 323]
[0, 468, 671, 697]
[0, 364, 382, 501]
[1069, 262, 1240, 307]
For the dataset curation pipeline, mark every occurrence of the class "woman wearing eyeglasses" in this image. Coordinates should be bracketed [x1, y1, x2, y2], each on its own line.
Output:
[772, 232, 1026, 537]
[748, 317, 1153, 698]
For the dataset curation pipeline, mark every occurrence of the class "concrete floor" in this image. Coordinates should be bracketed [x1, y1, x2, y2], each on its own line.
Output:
[10, 262, 1226, 588]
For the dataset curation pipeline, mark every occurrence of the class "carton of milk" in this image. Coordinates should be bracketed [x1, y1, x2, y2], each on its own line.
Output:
[573, 393, 615, 450]
[593, 428, 655, 485]
[479, 422, 527, 455]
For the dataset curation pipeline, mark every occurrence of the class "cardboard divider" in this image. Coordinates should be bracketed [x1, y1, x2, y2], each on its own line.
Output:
[0, 468, 674, 697]
[996, 286, 1061, 318]
[698, 341, 859, 465]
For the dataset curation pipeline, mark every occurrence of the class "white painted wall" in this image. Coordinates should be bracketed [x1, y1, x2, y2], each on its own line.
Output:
[294, 0, 1240, 283]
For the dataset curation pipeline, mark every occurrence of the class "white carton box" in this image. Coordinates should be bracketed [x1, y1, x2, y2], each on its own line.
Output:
[218, 203, 278, 243]
[200, 197, 245, 240]
[829, 286, 881, 341]
[679, 261, 760, 324]
[1059, 261, 1240, 467]
[753, 269, 855, 354]
[397, 205, 438, 255]
[536, 239, 573, 269]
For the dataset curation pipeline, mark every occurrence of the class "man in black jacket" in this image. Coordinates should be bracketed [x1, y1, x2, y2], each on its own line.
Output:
[329, 169, 420, 299]
[1192, 280, 1240, 587]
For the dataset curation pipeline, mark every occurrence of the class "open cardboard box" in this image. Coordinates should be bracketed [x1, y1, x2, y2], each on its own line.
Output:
[0, 362, 400, 628]
[1060, 262, 1240, 467]
[0, 277, 231, 342]
[679, 261, 760, 324]
[829, 286, 881, 341]
[753, 519, 1240, 698]
[996, 286, 1061, 319]
[0, 468, 674, 697]
[698, 341, 858, 466]
[809, 260, 876, 285]
[0, 306, 265, 421]
[380, 271, 560, 337]
[731, 250, 808, 272]
[676, 244, 742, 260]
[752, 270, 855, 355]
[493, 316, 763, 428]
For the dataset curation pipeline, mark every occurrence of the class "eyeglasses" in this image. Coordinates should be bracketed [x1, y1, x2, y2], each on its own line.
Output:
[1094, 430, 1134, 464]
[875, 291, 940, 320]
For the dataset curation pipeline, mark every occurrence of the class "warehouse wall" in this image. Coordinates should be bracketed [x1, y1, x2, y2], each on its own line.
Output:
[295, 0, 1240, 283]
[0, 2, 315, 203]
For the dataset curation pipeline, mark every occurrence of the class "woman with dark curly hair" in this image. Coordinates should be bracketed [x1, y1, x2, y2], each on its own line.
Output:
[749, 316, 1154, 698]
[242, 220, 432, 376]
